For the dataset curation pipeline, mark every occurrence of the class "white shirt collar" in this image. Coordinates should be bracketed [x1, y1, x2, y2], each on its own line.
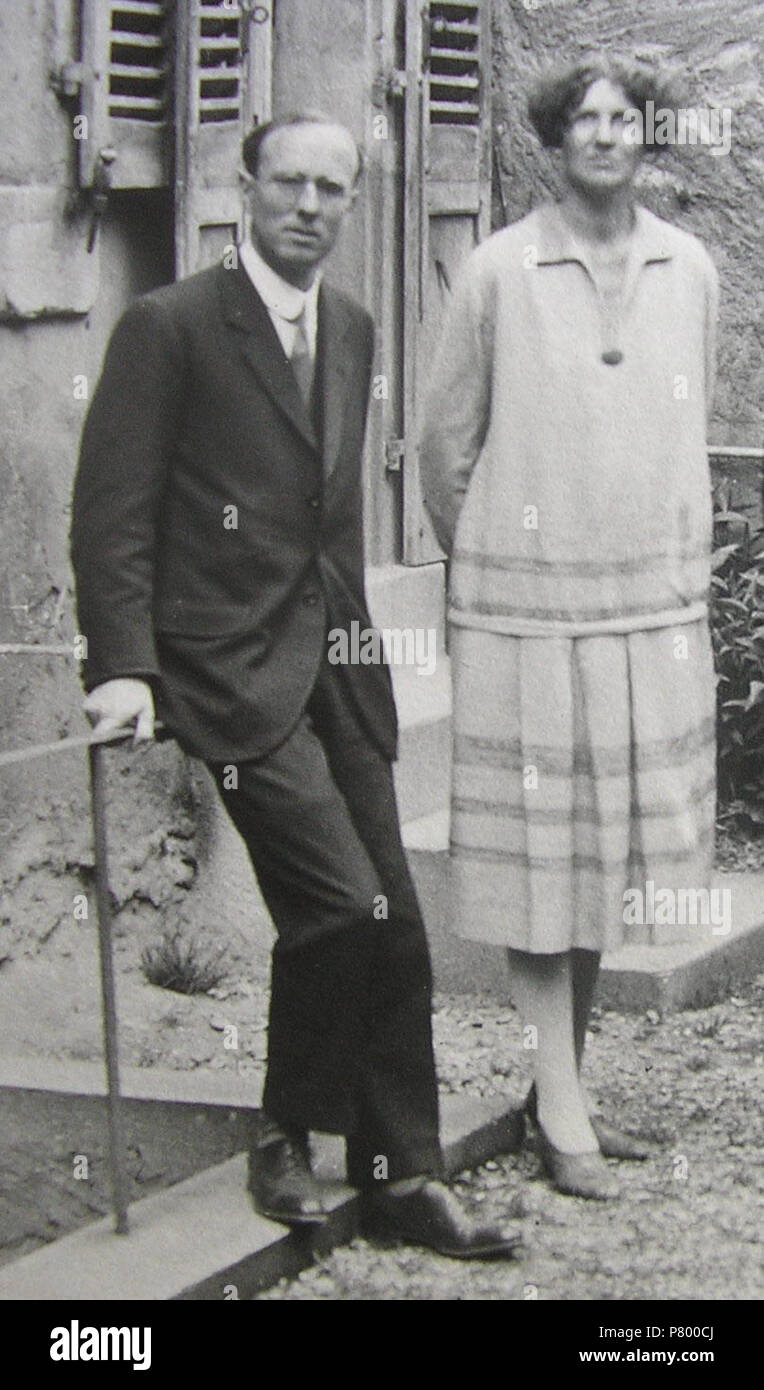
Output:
[239, 237, 321, 325]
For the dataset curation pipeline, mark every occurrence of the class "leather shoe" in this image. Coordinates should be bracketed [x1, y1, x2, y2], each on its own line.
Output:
[247, 1113, 328, 1226]
[360, 1179, 524, 1259]
[536, 1125, 620, 1201]
[525, 1084, 650, 1161]
[590, 1118, 652, 1161]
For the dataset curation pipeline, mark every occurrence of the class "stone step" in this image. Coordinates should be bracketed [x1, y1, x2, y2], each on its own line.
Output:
[402, 807, 450, 851]
[365, 562, 446, 649]
[408, 847, 764, 1014]
[0, 1088, 524, 1302]
[367, 561, 451, 826]
[392, 658, 451, 825]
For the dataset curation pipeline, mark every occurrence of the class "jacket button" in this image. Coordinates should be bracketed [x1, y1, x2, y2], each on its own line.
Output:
[303, 591, 320, 606]
[307, 496, 320, 509]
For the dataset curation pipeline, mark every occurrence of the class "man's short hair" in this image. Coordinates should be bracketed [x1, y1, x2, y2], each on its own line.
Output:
[528, 55, 680, 151]
[242, 112, 365, 182]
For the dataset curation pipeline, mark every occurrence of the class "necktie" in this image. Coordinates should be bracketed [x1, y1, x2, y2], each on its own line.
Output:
[290, 308, 315, 407]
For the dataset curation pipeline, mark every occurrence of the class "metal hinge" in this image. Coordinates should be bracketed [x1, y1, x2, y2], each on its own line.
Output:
[385, 438, 405, 474]
[372, 69, 407, 105]
[51, 61, 87, 99]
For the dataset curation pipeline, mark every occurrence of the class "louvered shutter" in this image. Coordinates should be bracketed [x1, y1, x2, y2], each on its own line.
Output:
[402, 0, 492, 564]
[174, 0, 272, 276]
[78, 0, 173, 188]
[429, 0, 482, 128]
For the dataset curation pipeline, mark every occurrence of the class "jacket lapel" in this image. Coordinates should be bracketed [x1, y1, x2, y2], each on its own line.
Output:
[316, 284, 355, 482]
[216, 262, 318, 452]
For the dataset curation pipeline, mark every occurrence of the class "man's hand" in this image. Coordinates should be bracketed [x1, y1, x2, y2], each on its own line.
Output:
[83, 679, 155, 743]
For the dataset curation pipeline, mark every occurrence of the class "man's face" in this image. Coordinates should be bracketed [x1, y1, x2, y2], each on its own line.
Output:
[244, 122, 360, 287]
[561, 78, 642, 198]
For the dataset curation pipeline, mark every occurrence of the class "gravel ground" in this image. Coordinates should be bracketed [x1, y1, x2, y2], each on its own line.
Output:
[258, 977, 764, 1302]
[1, 834, 762, 1299]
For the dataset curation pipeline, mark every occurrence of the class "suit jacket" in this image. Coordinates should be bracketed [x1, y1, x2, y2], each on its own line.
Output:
[70, 260, 398, 764]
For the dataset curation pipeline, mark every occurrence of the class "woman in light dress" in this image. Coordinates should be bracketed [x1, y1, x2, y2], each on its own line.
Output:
[421, 57, 718, 1198]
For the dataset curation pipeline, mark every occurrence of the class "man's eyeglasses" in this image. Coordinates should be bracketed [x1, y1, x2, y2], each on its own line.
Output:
[262, 174, 354, 207]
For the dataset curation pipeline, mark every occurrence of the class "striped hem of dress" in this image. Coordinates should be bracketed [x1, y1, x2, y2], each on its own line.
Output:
[449, 823, 715, 875]
[448, 600, 708, 638]
[453, 717, 716, 778]
[451, 772, 716, 825]
[452, 547, 708, 579]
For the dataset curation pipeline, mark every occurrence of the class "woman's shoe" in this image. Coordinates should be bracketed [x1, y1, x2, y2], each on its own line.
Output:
[525, 1084, 651, 1161]
[590, 1118, 651, 1161]
[536, 1124, 620, 1201]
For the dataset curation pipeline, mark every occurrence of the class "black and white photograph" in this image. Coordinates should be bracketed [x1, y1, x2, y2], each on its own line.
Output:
[0, 0, 761, 1339]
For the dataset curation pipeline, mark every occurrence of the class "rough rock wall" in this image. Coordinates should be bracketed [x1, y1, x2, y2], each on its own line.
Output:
[0, 0, 196, 967]
[491, 0, 764, 447]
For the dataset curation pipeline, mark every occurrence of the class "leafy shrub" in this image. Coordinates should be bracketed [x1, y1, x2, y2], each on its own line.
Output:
[141, 929, 230, 995]
[710, 486, 764, 826]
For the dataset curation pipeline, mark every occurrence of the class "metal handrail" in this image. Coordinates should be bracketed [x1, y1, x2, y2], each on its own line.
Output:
[708, 446, 764, 460]
[0, 724, 142, 769]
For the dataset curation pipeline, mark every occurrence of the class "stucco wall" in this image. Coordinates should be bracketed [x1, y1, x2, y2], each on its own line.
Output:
[0, 191, 199, 967]
[490, 0, 764, 447]
[0, 0, 194, 966]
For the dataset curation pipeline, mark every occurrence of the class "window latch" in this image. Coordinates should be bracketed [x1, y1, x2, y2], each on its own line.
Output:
[385, 438, 405, 474]
[87, 148, 117, 254]
[372, 70, 407, 105]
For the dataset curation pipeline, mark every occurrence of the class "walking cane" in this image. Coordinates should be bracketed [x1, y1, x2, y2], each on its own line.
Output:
[88, 737, 130, 1235]
[0, 722, 166, 1236]
[88, 725, 167, 1235]
[90, 724, 168, 1234]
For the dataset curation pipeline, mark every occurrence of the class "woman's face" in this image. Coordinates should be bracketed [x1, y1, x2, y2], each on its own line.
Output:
[561, 78, 642, 198]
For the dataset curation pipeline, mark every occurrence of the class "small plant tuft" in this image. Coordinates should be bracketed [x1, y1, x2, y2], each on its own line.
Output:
[141, 929, 230, 996]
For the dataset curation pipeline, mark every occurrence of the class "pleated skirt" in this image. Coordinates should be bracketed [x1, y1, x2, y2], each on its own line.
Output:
[448, 619, 717, 954]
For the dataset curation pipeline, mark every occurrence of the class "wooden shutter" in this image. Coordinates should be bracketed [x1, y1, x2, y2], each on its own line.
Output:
[174, 0, 272, 277]
[78, 0, 173, 189]
[429, 0, 483, 128]
[402, 0, 491, 564]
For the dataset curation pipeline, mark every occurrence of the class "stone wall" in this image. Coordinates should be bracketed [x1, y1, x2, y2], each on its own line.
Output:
[0, 194, 201, 970]
[0, 0, 199, 968]
[491, 0, 764, 448]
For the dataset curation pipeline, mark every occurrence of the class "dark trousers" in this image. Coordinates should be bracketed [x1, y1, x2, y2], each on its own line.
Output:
[207, 658, 442, 1187]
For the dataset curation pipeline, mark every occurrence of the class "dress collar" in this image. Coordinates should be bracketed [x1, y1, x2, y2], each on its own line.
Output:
[531, 202, 673, 268]
[238, 237, 322, 323]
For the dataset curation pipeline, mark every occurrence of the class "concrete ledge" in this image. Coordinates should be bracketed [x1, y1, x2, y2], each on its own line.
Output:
[0, 1091, 524, 1301]
[440, 1092, 524, 1177]
[0, 1055, 263, 1108]
[393, 660, 452, 823]
[598, 871, 764, 1011]
[411, 852, 764, 1013]
[403, 808, 450, 851]
[366, 563, 446, 647]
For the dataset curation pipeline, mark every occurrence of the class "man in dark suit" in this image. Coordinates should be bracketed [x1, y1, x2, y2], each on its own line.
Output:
[70, 113, 521, 1258]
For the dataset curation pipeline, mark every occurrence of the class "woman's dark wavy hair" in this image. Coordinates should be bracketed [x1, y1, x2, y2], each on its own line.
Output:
[528, 55, 680, 152]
